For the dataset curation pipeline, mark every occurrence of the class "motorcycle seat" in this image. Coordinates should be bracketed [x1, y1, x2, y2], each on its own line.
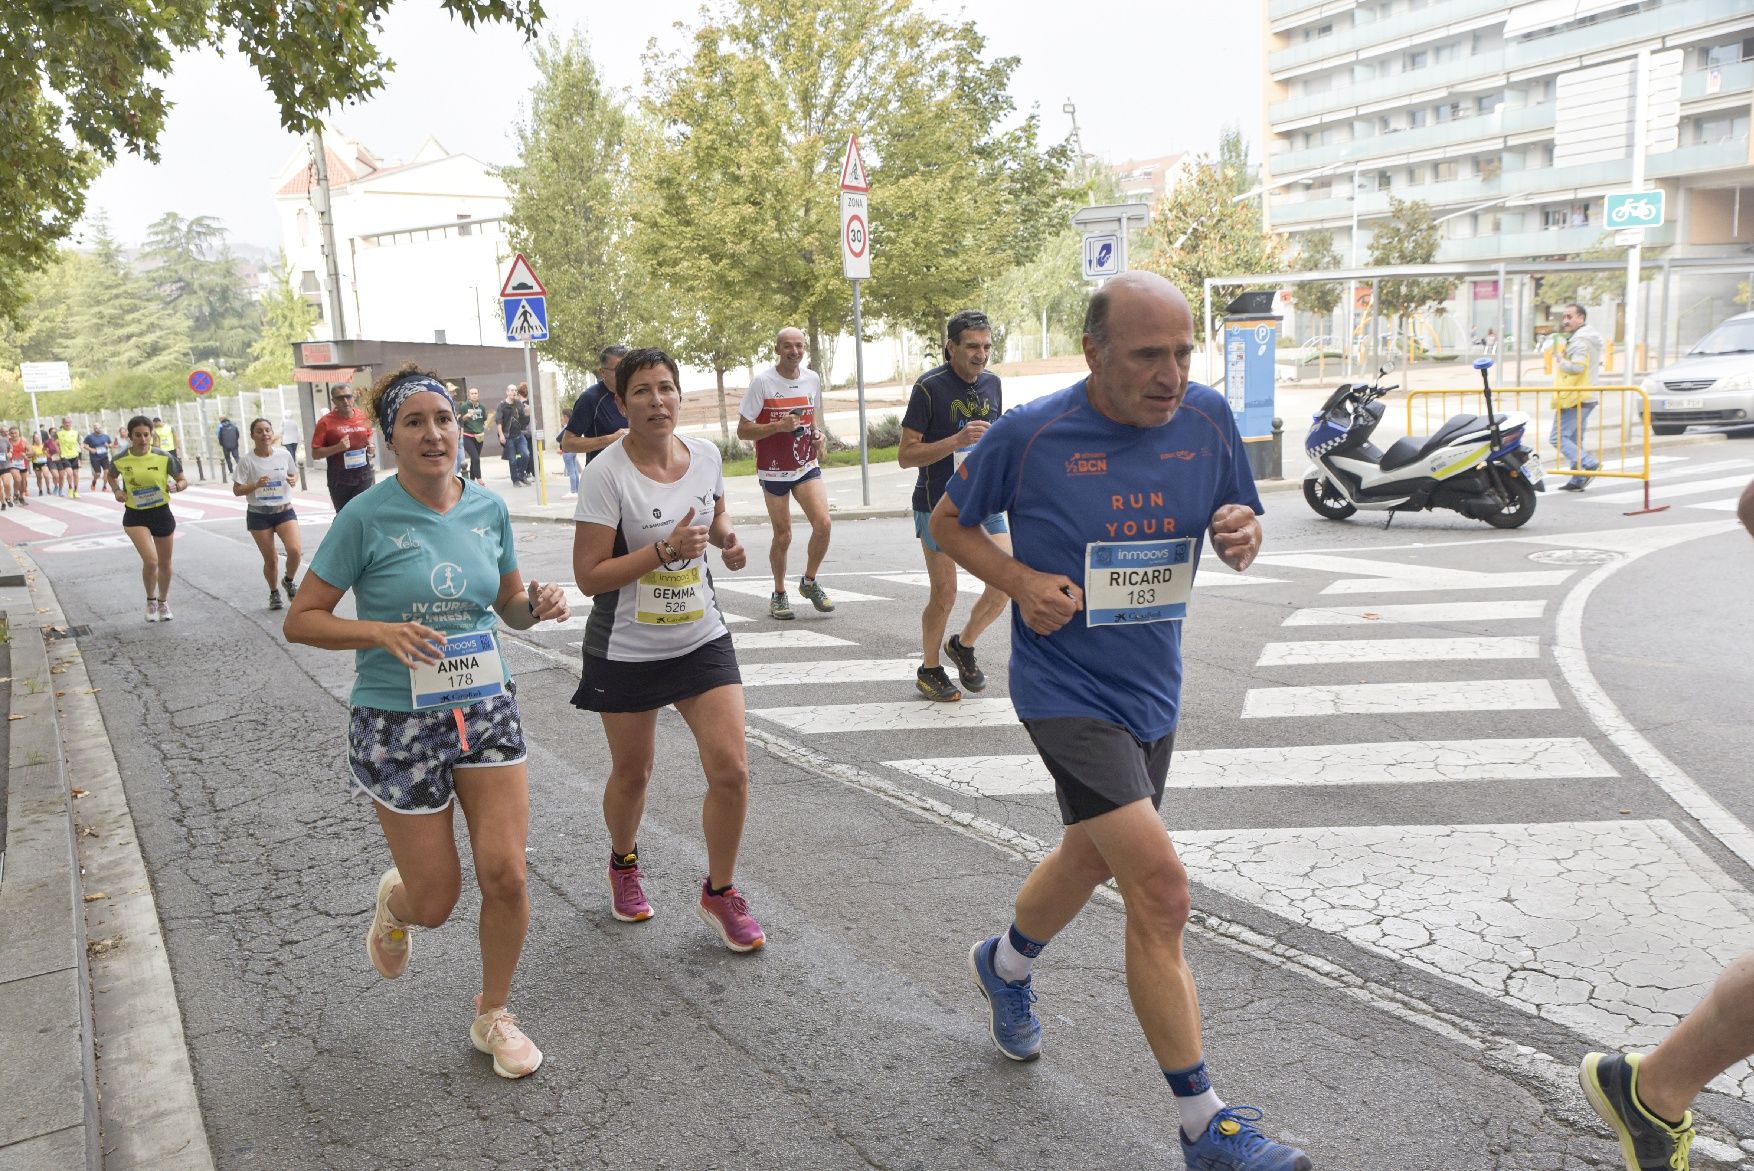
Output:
[1379, 413, 1504, 470]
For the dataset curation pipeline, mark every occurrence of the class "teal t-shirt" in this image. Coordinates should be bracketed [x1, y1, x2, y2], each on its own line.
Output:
[309, 476, 519, 711]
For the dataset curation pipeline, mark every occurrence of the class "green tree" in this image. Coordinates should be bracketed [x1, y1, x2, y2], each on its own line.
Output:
[504, 33, 654, 375]
[1218, 124, 1256, 199]
[242, 257, 319, 388]
[14, 238, 190, 379]
[1290, 229, 1343, 348]
[2, 1, 543, 324]
[1366, 197, 1457, 362]
[982, 168, 1123, 361]
[639, 0, 1074, 374]
[1138, 154, 1285, 331]
[142, 213, 260, 368]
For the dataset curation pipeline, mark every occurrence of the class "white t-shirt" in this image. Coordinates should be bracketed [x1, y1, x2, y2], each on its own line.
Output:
[233, 448, 299, 511]
[282, 416, 303, 444]
[738, 366, 821, 482]
[574, 435, 730, 661]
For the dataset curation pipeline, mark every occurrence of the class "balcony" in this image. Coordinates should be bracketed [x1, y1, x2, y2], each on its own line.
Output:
[1436, 223, 1677, 263]
[1681, 59, 1754, 102]
[1648, 137, 1753, 178]
[1269, 0, 1357, 21]
[1270, 0, 1505, 75]
[1271, 0, 1754, 128]
[1271, 103, 1555, 174]
[1272, 51, 1508, 125]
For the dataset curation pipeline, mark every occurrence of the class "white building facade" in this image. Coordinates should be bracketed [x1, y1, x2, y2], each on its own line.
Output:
[273, 134, 516, 348]
[1263, 0, 1754, 356]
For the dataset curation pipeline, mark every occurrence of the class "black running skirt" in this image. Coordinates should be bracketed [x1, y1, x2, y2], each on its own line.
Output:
[571, 633, 741, 713]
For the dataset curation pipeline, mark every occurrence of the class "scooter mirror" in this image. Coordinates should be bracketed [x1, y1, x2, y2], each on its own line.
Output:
[1473, 357, 1495, 371]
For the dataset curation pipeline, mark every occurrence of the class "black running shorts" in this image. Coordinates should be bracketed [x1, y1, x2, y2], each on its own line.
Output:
[1023, 716, 1174, 825]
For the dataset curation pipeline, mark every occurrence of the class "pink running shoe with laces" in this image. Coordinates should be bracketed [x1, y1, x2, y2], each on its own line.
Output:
[470, 995, 543, 1079]
[365, 867, 412, 979]
[697, 880, 765, 952]
[608, 863, 654, 922]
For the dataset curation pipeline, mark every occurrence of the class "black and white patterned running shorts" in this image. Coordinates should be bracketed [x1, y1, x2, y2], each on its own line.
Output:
[347, 684, 526, 814]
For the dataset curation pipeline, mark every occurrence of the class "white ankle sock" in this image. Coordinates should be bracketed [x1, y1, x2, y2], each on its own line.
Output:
[1176, 1089, 1225, 1139]
[992, 932, 1034, 983]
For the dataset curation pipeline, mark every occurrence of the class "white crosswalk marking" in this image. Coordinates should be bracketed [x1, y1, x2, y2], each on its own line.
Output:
[740, 658, 919, 687]
[1687, 497, 1743, 512]
[1585, 473, 1754, 505]
[753, 698, 1017, 732]
[552, 585, 749, 631]
[885, 736, 1618, 796]
[1176, 819, 1754, 1064]
[0, 506, 67, 536]
[1242, 679, 1559, 718]
[35, 497, 118, 521]
[870, 572, 985, 595]
[732, 630, 857, 650]
[1257, 636, 1540, 666]
[1283, 600, 1546, 626]
[1261, 552, 1573, 595]
[1195, 573, 1289, 588]
[713, 579, 891, 602]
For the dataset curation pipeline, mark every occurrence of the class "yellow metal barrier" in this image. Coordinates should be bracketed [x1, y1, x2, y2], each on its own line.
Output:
[1404, 385, 1667, 514]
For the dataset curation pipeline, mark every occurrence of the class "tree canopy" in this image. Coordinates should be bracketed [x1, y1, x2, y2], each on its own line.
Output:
[1138, 153, 1285, 329]
[2, 0, 543, 323]
[638, 0, 1074, 374]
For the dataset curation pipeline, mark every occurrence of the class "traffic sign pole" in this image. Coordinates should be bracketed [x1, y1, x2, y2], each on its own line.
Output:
[839, 134, 872, 507]
[524, 341, 547, 508]
[1625, 48, 1650, 378]
[853, 280, 868, 506]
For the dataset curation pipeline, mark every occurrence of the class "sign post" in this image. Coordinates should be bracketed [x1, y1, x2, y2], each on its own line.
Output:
[839, 134, 872, 506]
[1072, 203, 1151, 285]
[1619, 50, 1655, 376]
[20, 360, 72, 435]
[188, 369, 216, 480]
[500, 253, 551, 507]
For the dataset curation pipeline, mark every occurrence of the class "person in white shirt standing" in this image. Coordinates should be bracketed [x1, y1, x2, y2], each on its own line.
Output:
[737, 327, 835, 621]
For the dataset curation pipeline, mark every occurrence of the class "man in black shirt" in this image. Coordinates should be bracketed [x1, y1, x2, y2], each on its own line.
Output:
[899, 309, 1010, 702]
[560, 345, 630, 466]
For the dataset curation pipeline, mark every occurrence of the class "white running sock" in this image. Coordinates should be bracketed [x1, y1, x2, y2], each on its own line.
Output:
[1176, 1089, 1225, 1139]
[992, 932, 1035, 983]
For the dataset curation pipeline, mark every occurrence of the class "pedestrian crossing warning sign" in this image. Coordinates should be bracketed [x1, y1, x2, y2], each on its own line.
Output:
[838, 134, 869, 193]
[503, 296, 549, 342]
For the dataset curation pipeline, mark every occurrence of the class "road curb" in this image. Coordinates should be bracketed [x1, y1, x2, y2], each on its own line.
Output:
[13, 552, 215, 1171]
[0, 558, 98, 1170]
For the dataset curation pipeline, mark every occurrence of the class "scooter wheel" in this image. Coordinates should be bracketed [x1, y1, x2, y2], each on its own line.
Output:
[1482, 475, 1537, 529]
[1304, 477, 1357, 520]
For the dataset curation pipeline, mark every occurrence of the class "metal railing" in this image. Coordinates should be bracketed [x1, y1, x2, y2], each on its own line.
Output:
[1405, 384, 1667, 514]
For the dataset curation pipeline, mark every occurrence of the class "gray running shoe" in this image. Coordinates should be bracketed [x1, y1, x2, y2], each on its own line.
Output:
[268, 589, 284, 611]
[1579, 1052, 1694, 1171]
[798, 578, 835, 613]
[769, 592, 795, 621]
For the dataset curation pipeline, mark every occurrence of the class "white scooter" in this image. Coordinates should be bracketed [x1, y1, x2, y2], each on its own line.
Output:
[1302, 357, 1544, 528]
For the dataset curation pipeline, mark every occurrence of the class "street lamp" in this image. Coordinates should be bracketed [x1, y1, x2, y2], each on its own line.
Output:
[1062, 98, 1089, 176]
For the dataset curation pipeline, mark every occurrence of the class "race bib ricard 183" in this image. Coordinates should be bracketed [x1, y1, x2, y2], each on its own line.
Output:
[1084, 538, 1194, 626]
[636, 565, 705, 625]
[410, 630, 507, 709]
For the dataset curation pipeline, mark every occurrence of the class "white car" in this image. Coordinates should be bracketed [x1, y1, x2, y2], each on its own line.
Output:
[1640, 312, 1754, 435]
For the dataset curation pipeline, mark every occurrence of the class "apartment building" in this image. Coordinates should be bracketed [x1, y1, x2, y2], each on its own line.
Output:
[1263, 0, 1754, 347]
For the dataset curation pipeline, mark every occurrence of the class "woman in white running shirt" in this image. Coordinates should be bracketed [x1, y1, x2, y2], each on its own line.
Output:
[570, 348, 767, 952]
[233, 418, 303, 610]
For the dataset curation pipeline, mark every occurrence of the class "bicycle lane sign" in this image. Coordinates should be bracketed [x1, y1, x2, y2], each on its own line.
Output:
[1605, 190, 1665, 230]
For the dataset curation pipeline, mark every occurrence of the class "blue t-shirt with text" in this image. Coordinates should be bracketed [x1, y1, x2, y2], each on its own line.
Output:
[945, 380, 1263, 741]
[309, 476, 519, 712]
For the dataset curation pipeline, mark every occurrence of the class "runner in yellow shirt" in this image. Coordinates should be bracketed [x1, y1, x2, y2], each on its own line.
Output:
[55, 417, 82, 498]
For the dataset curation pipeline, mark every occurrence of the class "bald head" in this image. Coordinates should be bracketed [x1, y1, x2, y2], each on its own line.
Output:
[775, 327, 807, 376]
[1081, 271, 1196, 429]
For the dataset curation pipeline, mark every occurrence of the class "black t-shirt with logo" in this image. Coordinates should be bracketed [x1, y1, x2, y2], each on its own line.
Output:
[901, 363, 1002, 512]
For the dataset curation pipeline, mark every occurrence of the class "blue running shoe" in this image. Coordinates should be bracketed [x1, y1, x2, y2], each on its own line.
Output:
[1181, 1106, 1311, 1171]
[1579, 1052, 1695, 1171]
[967, 936, 1041, 1061]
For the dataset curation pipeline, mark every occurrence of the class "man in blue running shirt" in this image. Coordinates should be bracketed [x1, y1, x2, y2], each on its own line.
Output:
[933, 272, 1308, 1170]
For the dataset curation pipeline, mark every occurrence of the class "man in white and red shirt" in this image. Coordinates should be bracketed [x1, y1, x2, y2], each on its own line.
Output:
[737, 326, 835, 620]
[310, 384, 376, 512]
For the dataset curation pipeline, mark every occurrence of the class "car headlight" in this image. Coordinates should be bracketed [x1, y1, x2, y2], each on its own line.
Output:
[1640, 377, 1664, 396]
[1713, 371, 1754, 392]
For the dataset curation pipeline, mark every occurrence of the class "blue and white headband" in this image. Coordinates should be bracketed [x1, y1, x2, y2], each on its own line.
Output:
[377, 375, 450, 431]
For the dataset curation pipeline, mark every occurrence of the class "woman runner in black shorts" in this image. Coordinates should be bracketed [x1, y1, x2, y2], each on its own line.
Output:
[107, 414, 187, 622]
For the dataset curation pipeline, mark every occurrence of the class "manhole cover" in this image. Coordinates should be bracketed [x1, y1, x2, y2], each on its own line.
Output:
[1527, 548, 1621, 565]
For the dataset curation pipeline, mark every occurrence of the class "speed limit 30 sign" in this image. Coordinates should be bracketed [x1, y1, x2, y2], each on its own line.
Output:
[841, 191, 870, 279]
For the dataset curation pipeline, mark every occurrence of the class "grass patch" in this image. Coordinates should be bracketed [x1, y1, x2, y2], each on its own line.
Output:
[723, 445, 898, 479]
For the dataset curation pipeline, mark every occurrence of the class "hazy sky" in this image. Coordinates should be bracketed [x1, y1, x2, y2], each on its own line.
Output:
[83, 0, 1265, 251]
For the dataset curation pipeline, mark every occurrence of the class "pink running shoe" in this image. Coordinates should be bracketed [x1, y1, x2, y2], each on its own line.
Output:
[697, 880, 765, 952]
[471, 995, 543, 1079]
[366, 868, 412, 979]
[608, 863, 654, 922]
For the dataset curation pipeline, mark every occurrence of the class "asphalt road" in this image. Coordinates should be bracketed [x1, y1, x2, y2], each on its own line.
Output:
[17, 437, 1754, 1169]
